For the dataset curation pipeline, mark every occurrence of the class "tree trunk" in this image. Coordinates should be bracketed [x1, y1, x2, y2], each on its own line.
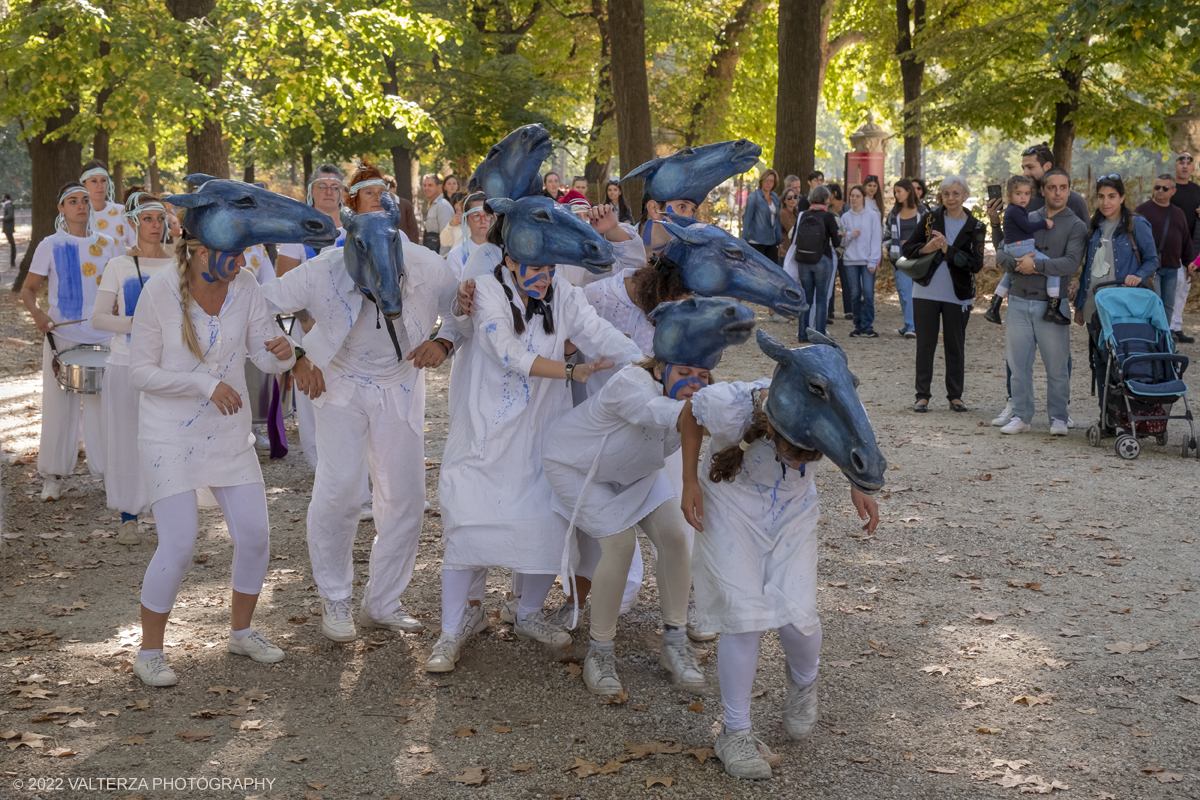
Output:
[608, 0, 655, 214]
[685, 0, 767, 147]
[774, 0, 822, 181]
[583, 0, 615, 203]
[91, 26, 113, 168]
[1052, 57, 1083, 173]
[390, 145, 415, 202]
[111, 160, 125, 198]
[147, 140, 162, 194]
[92, 129, 109, 169]
[14, 106, 82, 291]
[243, 163, 255, 184]
[302, 151, 313, 190]
[167, 0, 228, 178]
[895, 0, 926, 178]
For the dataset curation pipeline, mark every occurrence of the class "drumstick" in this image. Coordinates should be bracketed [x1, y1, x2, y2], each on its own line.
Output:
[50, 318, 87, 329]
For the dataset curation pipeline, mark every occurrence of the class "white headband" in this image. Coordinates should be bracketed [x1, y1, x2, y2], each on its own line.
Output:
[79, 167, 114, 203]
[56, 186, 95, 235]
[347, 178, 387, 197]
[307, 174, 344, 205]
[59, 185, 88, 204]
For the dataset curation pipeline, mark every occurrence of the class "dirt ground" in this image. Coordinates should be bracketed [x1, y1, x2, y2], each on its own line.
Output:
[1, 267, 1198, 800]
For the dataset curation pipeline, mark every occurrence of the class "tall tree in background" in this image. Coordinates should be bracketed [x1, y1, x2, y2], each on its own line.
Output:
[895, 0, 926, 177]
[683, 0, 766, 147]
[166, 0, 229, 178]
[609, 0, 654, 211]
[774, 0, 822, 179]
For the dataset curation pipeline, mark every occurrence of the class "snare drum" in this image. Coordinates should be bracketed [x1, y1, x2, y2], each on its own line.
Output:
[52, 345, 108, 395]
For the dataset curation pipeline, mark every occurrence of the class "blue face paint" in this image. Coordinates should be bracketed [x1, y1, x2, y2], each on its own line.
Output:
[202, 249, 244, 283]
[662, 364, 704, 400]
[518, 263, 553, 299]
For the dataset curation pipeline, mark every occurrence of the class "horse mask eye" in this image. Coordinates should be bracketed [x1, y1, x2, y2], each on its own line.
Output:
[232, 195, 256, 209]
[723, 246, 745, 261]
[807, 377, 827, 399]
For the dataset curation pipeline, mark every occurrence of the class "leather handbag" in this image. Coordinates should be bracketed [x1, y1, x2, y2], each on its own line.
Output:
[895, 250, 938, 280]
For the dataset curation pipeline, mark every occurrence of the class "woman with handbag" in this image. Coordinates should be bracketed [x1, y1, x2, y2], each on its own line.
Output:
[884, 179, 926, 338]
[900, 175, 985, 413]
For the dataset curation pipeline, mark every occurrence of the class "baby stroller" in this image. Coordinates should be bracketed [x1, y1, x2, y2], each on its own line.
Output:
[1085, 282, 1195, 460]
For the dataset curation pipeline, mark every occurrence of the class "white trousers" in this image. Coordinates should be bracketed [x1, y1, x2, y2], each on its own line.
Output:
[1171, 266, 1190, 332]
[100, 363, 149, 515]
[39, 338, 105, 479]
[297, 389, 371, 503]
[307, 383, 424, 618]
[717, 623, 822, 731]
[140, 484, 270, 613]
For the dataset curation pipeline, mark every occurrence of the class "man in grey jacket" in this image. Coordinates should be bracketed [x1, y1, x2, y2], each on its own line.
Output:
[995, 169, 1088, 436]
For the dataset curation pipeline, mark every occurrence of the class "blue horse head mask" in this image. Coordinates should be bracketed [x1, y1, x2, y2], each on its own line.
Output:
[468, 124, 553, 200]
[659, 215, 807, 317]
[648, 297, 756, 370]
[622, 139, 762, 205]
[340, 192, 405, 321]
[487, 196, 614, 272]
[757, 328, 887, 493]
[164, 174, 337, 253]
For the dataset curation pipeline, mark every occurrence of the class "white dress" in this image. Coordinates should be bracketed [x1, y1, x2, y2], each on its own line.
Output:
[94, 255, 174, 515]
[543, 365, 682, 537]
[95, 201, 135, 249]
[690, 379, 820, 636]
[129, 269, 296, 505]
[439, 268, 643, 574]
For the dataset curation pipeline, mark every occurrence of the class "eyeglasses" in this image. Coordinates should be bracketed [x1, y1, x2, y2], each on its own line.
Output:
[1022, 145, 1049, 156]
[1096, 174, 1120, 183]
[1154, 185, 1174, 192]
[1178, 155, 1194, 163]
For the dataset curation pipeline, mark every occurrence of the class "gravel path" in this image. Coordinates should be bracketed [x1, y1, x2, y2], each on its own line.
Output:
[1, 276, 1197, 799]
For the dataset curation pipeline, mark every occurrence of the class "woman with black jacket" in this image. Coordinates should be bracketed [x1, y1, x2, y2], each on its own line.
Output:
[901, 175, 985, 413]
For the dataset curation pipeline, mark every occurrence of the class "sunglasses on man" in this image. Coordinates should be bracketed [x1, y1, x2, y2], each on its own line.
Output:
[1022, 145, 1050, 157]
[1178, 154, 1194, 163]
[1154, 184, 1174, 192]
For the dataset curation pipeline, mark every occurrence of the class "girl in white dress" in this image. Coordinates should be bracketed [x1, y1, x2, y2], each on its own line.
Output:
[680, 376, 878, 779]
[80, 159, 135, 248]
[543, 297, 753, 697]
[429, 226, 643, 672]
[20, 182, 122, 500]
[91, 190, 175, 545]
[128, 229, 296, 687]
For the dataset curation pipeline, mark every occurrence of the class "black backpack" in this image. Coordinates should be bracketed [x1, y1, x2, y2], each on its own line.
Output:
[793, 212, 827, 264]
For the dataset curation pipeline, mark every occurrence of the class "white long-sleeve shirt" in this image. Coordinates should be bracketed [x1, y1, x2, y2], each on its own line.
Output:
[92, 255, 174, 364]
[130, 269, 295, 504]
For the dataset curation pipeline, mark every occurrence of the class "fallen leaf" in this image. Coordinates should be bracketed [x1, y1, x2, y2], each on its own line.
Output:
[564, 663, 582, 677]
[119, 735, 147, 746]
[605, 690, 629, 705]
[1106, 641, 1155, 654]
[973, 677, 1005, 687]
[232, 719, 264, 731]
[406, 744, 431, 754]
[567, 757, 602, 778]
[284, 755, 309, 763]
[454, 726, 476, 739]
[973, 613, 999, 624]
[850, 756, 871, 763]
[957, 701, 984, 710]
[685, 747, 717, 765]
[98, 710, 119, 717]
[492, 725, 511, 733]
[42, 705, 84, 715]
[307, 781, 328, 790]
[178, 729, 214, 743]
[511, 763, 533, 773]
[1013, 694, 1053, 707]
[449, 766, 488, 786]
[625, 740, 683, 759]
[243, 689, 271, 701]
[206, 685, 240, 697]
[125, 699, 149, 711]
[40, 746, 75, 757]
[645, 776, 674, 788]
[1179, 694, 1200, 704]
[928, 766, 958, 774]
[1153, 772, 1183, 783]
[686, 700, 703, 713]
[976, 726, 1004, 735]
[66, 719, 95, 728]
[921, 665, 951, 676]
[1131, 730, 1152, 738]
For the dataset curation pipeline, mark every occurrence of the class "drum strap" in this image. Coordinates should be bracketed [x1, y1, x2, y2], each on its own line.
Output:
[133, 256, 145, 288]
[360, 290, 404, 362]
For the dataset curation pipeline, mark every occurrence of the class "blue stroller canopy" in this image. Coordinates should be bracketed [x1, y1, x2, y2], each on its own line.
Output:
[1094, 287, 1171, 345]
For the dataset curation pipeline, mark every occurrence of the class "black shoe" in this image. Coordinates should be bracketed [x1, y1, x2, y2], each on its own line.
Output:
[861, 329, 879, 338]
[950, 400, 970, 413]
[913, 401, 929, 413]
[843, 313, 854, 320]
[984, 294, 1003, 324]
[1174, 330, 1195, 344]
[849, 329, 863, 338]
[1044, 297, 1071, 325]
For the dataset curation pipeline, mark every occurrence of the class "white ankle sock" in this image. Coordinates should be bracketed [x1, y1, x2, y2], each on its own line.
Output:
[137, 648, 163, 659]
[230, 627, 251, 639]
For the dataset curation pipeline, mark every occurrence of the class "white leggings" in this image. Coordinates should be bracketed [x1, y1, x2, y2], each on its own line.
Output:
[442, 569, 553, 634]
[717, 623, 823, 731]
[140, 484, 271, 614]
[588, 501, 691, 642]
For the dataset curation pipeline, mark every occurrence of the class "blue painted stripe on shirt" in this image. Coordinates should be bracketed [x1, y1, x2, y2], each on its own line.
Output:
[52, 240, 84, 320]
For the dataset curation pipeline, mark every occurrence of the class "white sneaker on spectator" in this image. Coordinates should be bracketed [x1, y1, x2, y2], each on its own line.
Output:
[1001, 417, 1030, 435]
[1067, 414, 1076, 428]
[514, 611, 572, 646]
[320, 597, 357, 642]
[1050, 419, 1068, 436]
[227, 629, 285, 663]
[714, 726, 774, 780]
[40, 477, 64, 502]
[133, 652, 178, 687]
[991, 399, 1014, 427]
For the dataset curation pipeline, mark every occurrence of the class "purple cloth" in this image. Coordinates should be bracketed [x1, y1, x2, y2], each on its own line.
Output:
[267, 376, 288, 459]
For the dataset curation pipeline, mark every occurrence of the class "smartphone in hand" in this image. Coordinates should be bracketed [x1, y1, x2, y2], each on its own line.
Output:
[987, 184, 1003, 202]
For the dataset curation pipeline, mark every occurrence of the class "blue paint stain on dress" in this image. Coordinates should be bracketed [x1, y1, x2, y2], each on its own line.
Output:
[121, 276, 144, 317]
[52, 241, 84, 320]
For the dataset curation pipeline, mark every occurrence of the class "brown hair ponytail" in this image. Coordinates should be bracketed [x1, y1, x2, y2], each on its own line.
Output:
[175, 235, 206, 361]
[709, 409, 822, 483]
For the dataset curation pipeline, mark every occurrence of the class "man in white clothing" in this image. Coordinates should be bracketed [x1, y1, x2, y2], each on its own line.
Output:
[262, 195, 462, 642]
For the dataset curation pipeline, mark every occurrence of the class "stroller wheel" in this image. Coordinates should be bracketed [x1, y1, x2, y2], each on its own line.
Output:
[1156, 432, 1169, 447]
[1087, 425, 1102, 448]
[1184, 438, 1192, 459]
[1115, 434, 1140, 461]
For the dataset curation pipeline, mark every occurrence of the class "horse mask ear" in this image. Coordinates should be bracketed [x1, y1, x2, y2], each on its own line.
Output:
[380, 191, 400, 223]
[340, 207, 356, 230]
[183, 173, 219, 188]
[162, 192, 216, 210]
[661, 220, 707, 246]
[806, 328, 849, 365]
[756, 329, 796, 366]
[487, 197, 515, 216]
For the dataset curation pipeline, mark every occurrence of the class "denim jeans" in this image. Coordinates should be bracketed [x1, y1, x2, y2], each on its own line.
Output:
[893, 267, 915, 333]
[836, 257, 854, 314]
[1152, 265, 1178, 323]
[797, 255, 833, 341]
[1006, 295, 1071, 425]
[842, 263, 876, 332]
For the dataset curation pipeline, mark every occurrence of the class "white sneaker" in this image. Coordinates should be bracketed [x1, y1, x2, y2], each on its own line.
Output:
[500, 592, 519, 624]
[320, 597, 357, 642]
[781, 672, 818, 740]
[253, 427, 271, 450]
[546, 600, 587, 632]
[133, 652, 178, 687]
[686, 598, 717, 642]
[583, 646, 623, 695]
[991, 399, 1015, 427]
[425, 632, 462, 672]
[1050, 419, 1069, 436]
[360, 604, 425, 633]
[227, 629, 285, 663]
[1066, 414, 1076, 429]
[423, 500, 431, 512]
[714, 726, 774, 780]
[458, 604, 489, 638]
[514, 610, 572, 646]
[660, 638, 706, 691]
[359, 503, 373, 522]
[115, 519, 141, 545]
[1000, 417, 1030, 435]
[40, 477, 64, 502]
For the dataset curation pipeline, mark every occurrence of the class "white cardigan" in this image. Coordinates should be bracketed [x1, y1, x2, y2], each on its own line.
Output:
[839, 206, 882, 268]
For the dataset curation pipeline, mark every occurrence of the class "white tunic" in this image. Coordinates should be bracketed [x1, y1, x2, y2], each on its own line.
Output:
[690, 379, 820, 636]
[242, 244, 275, 284]
[129, 269, 296, 504]
[543, 366, 682, 537]
[29, 230, 122, 345]
[584, 268, 655, 356]
[277, 226, 348, 264]
[439, 269, 643, 573]
[95, 201, 134, 248]
[95, 255, 174, 364]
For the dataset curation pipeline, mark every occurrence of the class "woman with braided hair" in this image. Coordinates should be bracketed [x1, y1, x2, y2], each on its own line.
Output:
[430, 210, 643, 673]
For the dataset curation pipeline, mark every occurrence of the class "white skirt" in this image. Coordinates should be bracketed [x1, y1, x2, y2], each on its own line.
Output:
[101, 363, 150, 515]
